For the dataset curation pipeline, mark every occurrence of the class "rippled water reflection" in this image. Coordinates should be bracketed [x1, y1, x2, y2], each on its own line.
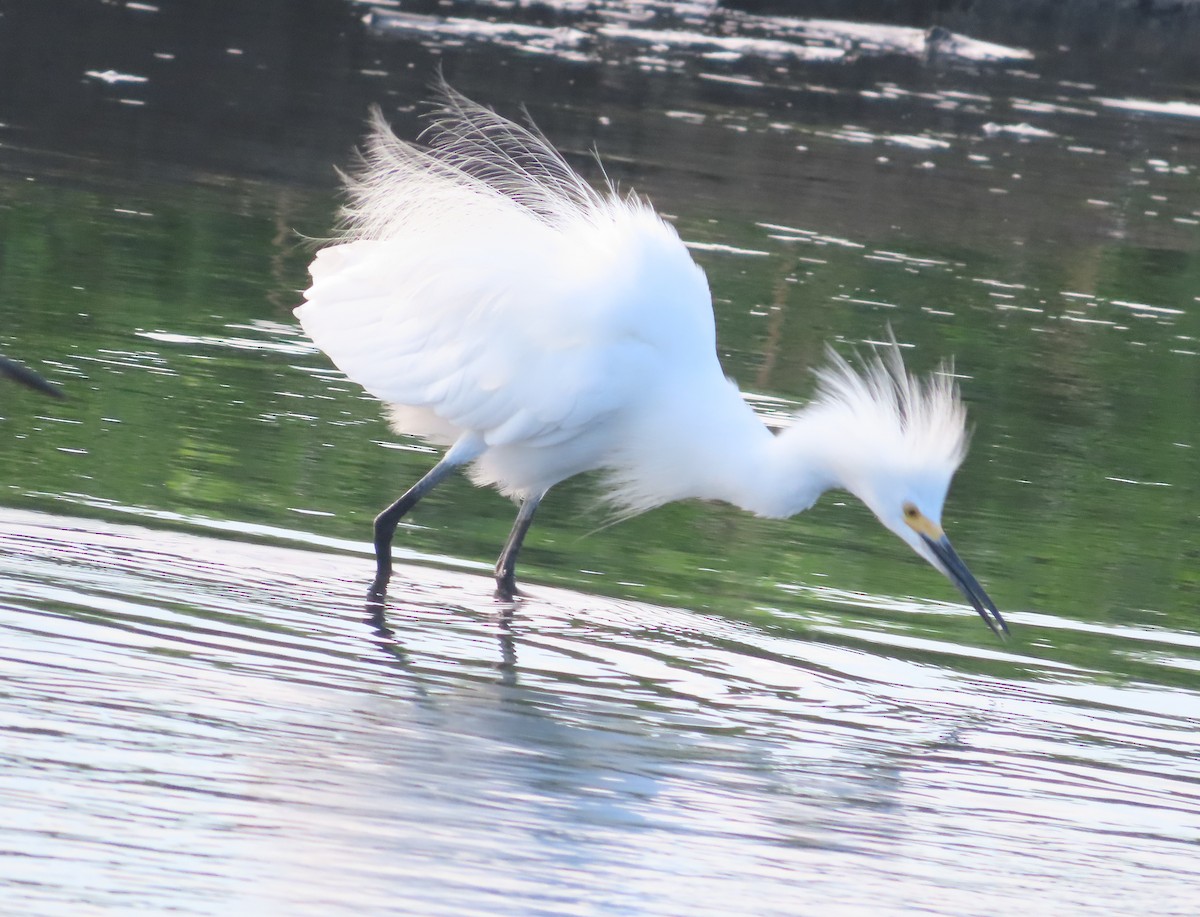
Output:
[2, 0, 1199, 913]
[3, 508, 1199, 915]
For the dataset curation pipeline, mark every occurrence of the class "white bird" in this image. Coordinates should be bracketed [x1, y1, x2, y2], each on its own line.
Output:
[295, 83, 1007, 638]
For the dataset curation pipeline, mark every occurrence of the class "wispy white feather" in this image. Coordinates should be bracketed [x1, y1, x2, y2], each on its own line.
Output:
[337, 81, 640, 243]
[808, 342, 968, 473]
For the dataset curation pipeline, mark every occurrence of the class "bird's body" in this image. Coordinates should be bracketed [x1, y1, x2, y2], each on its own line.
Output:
[297, 84, 1007, 637]
[304, 190, 724, 509]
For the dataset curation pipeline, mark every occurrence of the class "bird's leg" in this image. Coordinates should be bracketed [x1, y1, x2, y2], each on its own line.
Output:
[372, 456, 461, 590]
[494, 492, 544, 600]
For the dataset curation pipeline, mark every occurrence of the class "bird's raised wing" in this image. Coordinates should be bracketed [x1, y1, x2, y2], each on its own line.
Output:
[297, 91, 714, 451]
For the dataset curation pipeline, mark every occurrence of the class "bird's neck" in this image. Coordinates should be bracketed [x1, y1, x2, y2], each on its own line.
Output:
[625, 376, 843, 520]
[732, 408, 844, 520]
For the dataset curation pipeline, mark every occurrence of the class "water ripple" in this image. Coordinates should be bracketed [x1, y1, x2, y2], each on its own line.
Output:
[2, 507, 1198, 913]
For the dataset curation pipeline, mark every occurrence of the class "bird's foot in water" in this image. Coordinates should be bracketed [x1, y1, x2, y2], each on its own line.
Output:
[368, 556, 393, 606]
[494, 573, 525, 602]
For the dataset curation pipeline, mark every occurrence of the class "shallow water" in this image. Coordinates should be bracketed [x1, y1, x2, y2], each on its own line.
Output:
[4, 506, 1199, 915]
[2, 1, 1199, 914]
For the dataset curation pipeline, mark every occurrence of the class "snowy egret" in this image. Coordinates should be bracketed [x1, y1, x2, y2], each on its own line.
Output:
[296, 84, 1007, 638]
[0, 355, 62, 398]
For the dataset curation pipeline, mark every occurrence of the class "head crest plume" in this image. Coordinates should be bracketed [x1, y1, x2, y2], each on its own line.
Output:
[810, 340, 969, 474]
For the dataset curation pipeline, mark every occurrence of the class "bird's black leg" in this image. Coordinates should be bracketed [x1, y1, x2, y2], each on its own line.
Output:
[494, 492, 544, 600]
[372, 455, 461, 593]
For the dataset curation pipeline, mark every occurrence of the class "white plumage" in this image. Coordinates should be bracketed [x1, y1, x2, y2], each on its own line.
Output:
[296, 83, 1006, 637]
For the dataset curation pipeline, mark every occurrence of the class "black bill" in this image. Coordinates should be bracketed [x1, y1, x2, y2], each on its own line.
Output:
[922, 533, 1008, 639]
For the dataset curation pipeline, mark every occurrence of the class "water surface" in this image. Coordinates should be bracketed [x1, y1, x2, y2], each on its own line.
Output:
[1, 1, 1198, 913]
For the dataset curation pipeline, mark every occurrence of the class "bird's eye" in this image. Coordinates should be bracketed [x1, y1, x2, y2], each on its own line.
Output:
[903, 502, 919, 519]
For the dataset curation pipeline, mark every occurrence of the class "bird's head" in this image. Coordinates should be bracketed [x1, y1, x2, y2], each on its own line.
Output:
[807, 342, 1008, 638]
[856, 473, 1006, 640]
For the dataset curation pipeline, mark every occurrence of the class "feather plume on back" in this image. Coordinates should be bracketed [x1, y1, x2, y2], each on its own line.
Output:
[336, 83, 638, 243]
